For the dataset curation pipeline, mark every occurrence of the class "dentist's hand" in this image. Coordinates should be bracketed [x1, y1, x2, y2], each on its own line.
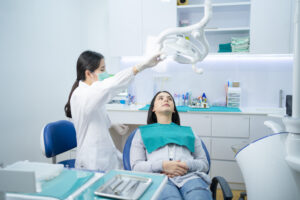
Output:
[134, 52, 166, 73]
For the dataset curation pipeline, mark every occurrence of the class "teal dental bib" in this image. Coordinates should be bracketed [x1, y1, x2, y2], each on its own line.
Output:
[139, 123, 195, 153]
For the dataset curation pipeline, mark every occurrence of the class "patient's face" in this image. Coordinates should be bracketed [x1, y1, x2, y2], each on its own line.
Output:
[153, 92, 175, 114]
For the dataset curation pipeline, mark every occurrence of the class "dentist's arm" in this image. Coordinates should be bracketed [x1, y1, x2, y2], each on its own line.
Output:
[83, 53, 165, 115]
[132, 52, 165, 75]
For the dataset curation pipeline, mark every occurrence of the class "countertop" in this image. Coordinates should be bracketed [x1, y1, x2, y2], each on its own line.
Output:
[105, 104, 286, 116]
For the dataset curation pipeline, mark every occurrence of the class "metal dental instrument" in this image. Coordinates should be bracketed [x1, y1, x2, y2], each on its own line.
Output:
[123, 180, 140, 197]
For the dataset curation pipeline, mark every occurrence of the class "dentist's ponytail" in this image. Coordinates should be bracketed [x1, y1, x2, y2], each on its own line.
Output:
[64, 79, 79, 118]
[64, 50, 104, 118]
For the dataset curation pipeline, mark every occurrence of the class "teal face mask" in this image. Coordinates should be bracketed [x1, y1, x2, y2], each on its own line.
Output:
[98, 72, 110, 81]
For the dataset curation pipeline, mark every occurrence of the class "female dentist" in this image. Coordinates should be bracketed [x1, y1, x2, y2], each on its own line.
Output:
[64, 50, 164, 171]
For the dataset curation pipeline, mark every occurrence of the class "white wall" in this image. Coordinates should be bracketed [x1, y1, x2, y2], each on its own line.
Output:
[0, 0, 294, 166]
[121, 54, 293, 108]
[0, 0, 109, 166]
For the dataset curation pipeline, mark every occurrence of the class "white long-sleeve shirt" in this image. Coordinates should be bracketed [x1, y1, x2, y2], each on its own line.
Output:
[70, 68, 134, 171]
[130, 129, 211, 187]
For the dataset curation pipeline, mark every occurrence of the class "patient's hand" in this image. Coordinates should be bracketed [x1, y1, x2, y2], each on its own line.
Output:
[162, 160, 188, 177]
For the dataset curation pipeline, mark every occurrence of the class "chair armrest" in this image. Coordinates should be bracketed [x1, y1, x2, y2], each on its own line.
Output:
[210, 176, 233, 200]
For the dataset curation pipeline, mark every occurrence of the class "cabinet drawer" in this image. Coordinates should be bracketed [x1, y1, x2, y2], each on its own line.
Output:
[107, 110, 147, 125]
[212, 115, 249, 137]
[180, 113, 211, 136]
[211, 138, 249, 161]
[211, 160, 244, 184]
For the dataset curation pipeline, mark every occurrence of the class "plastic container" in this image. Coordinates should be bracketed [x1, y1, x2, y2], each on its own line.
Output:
[227, 87, 241, 108]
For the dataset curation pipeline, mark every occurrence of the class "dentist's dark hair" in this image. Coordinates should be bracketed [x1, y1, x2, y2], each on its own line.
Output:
[64, 50, 104, 118]
[147, 91, 180, 125]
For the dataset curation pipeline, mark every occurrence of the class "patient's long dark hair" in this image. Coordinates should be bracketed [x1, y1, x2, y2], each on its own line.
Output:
[147, 91, 180, 125]
[64, 50, 104, 118]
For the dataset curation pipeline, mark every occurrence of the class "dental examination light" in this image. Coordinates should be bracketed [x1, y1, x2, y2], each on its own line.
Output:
[235, 0, 300, 199]
[156, 0, 212, 74]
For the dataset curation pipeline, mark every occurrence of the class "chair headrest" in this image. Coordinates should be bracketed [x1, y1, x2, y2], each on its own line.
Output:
[41, 120, 77, 158]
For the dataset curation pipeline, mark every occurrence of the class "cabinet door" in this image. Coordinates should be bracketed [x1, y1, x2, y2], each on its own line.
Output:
[108, 0, 176, 56]
[180, 113, 212, 136]
[211, 138, 249, 161]
[211, 160, 244, 184]
[107, 110, 147, 125]
[250, 0, 293, 53]
[142, 0, 176, 54]
[108, 0, 143, 56]
[212, 115, 249, 137]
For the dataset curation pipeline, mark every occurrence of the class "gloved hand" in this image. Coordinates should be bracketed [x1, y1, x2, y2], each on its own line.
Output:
[135, 52, 166, 72]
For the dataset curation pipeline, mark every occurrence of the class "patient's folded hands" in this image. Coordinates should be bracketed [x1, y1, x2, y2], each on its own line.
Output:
[162, 160, 188, 178]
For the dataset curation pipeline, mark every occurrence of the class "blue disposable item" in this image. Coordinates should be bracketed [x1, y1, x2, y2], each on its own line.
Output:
[27, 169, 94, 200]
[202, 92, 207, 103]
[139, 105, 241, 112]
[139, 123, 195, 153]
[98, 72, 111, 81]
[120, 100, 126, 104]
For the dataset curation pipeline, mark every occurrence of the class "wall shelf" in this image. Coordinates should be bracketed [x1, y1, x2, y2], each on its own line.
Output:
[205, 27, 250, 32]
[177, 2, 251, 9]
[177, 0, 251, 53]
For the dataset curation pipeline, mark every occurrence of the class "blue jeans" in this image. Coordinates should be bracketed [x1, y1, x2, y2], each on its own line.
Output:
[157, 178, 212, 200]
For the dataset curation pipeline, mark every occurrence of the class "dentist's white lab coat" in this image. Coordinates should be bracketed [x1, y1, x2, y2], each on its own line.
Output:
[70, 68, 134, 171]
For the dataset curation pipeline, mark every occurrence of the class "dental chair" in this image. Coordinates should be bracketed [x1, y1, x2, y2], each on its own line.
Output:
[40, 120, 77, 168]
[123, 129, 233, 200]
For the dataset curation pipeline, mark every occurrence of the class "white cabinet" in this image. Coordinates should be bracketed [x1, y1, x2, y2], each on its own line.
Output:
[211, 138, 249, 160]
[249, 0, 293, 53]
[108, 110, 148, 125]
[108, 0, 176, 56]
[211, 160, 244, 184]
[142, 0, 177, 54]
[180, 113, 211, 136]
[177, 0, 251, 53]
[212, 115, 249, 137]
[177, 0, 294, 54]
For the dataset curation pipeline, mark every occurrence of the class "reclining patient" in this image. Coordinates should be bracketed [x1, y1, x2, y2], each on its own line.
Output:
[130, 91, 212, 200]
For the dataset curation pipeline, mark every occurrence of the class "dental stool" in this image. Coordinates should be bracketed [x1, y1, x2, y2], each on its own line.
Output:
[41, 120, 77, 168]
[123, 129, 233, 200]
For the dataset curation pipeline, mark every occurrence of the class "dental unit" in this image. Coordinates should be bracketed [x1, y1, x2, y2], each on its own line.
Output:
[235, 0, 300, 199]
